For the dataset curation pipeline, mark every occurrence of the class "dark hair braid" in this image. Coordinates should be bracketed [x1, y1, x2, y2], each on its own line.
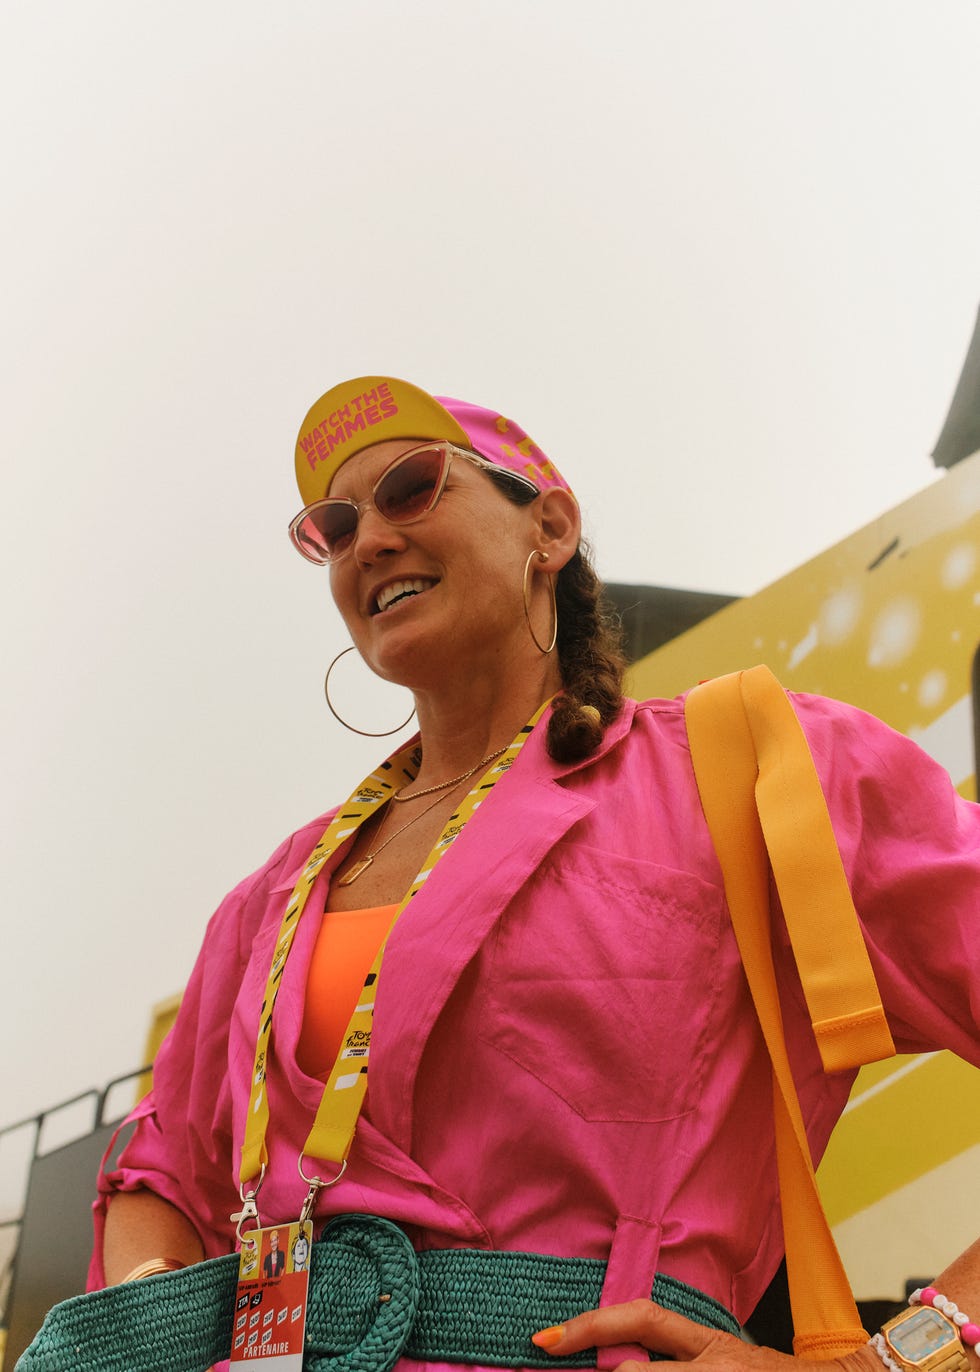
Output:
[486, 467, 626, 763]
[547, 543, 627, 763]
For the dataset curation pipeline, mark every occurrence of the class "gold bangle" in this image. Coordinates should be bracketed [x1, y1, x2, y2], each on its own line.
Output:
[120, 1257, 186, 1283]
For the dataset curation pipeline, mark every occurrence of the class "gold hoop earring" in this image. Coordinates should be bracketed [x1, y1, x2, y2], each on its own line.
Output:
[324, 647, 417, 737]
[522, 550, 558, 654]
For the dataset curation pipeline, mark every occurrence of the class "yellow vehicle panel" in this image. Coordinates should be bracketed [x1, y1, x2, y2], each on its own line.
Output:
[627, 450, 979, 1297]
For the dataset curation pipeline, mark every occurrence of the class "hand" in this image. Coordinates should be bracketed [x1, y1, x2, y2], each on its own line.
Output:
[531, 1298, 883, 1372]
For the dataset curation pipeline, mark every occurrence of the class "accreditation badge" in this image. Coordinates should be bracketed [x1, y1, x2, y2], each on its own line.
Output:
[229, 1220, 313, 1369]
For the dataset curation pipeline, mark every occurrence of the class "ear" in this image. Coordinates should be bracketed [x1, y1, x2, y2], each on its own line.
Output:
[533, 488, 581, 572]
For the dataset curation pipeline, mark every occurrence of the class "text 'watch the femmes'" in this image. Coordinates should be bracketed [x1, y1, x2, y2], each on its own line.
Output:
[878, 1305, 971, 1372]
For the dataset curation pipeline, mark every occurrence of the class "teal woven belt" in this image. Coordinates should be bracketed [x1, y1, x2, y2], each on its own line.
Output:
[17, 1214, 740, 1372]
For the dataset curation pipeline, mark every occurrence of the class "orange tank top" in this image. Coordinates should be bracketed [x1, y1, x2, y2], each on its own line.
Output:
[296, 904, 398, 1080]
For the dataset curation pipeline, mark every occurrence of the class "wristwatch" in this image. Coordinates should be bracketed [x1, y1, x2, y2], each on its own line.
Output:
[881, 1305, 971, 1372]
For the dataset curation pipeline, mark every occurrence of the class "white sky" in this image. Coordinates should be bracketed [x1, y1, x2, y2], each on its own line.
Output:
[2, 1, 979, 1138]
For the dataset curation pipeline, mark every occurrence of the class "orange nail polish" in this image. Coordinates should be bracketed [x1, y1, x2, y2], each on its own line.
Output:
[532, 1326, 565, 1349]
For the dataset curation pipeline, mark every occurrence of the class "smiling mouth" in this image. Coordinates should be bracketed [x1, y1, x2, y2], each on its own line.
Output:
[374, 578, 437, 615]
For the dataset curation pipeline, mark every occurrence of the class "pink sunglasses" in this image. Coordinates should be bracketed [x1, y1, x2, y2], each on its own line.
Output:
[288, 441, 539, 565]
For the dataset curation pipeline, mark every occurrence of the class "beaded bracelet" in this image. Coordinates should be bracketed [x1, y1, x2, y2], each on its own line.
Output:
[868, 1288, 980, 1372]
[910, 1288, 980, 1352]
[870, 1331, 903, 1371]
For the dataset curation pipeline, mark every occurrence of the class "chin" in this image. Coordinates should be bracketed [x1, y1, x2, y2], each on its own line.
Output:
[359, 637, 432, 690]
[360, 607, 443, 669]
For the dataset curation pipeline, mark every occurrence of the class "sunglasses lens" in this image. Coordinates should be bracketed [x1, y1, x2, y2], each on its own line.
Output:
[290, 445, 451, 564]
[295, 503, 358, 562]
[375, 446, 447, 524]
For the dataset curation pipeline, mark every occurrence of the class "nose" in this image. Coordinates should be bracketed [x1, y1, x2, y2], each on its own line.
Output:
[352, 501, 409, 566]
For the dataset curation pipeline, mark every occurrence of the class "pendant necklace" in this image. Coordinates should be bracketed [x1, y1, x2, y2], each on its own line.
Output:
[337, 744, 508, 886]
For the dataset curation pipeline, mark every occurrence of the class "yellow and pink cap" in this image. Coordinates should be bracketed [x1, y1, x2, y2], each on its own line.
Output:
[294, 375, 571, 507]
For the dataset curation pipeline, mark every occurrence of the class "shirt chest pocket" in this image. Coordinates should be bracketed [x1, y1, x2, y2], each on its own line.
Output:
[477, 845, 728, 1123]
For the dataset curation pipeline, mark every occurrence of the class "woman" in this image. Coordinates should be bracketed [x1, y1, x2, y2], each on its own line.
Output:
[89, 375, 980, 1372]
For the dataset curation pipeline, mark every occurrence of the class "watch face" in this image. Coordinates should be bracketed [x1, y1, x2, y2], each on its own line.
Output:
[889, 1309, 956, 1363]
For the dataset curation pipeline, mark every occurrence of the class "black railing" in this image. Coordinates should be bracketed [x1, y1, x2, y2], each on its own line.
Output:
[0, 1068, 148, 1368]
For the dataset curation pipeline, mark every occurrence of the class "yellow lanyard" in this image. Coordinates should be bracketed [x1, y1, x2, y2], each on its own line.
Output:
[239, 705, 548, 1204]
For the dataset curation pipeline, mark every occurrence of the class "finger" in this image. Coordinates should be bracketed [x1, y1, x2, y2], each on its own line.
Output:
[532, 1299, 737, 1359]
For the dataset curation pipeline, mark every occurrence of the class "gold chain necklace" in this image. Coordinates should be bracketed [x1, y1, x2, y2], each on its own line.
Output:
[390, 744, 508, 803]
[336, 744, 509, 886]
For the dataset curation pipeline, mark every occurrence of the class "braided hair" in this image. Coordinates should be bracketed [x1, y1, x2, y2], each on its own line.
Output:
[548, 544, 627, 762]
[487, 470, 626, 763]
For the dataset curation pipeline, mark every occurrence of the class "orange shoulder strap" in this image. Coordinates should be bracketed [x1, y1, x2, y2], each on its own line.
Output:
[684, 665, 895, 1360]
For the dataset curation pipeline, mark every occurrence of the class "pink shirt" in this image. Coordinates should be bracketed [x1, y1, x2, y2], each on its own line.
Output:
[90, 693, 980, 1360]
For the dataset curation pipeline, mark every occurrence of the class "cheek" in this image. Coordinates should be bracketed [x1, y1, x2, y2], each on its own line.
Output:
[327, 571, 369, 643]
[328, 565, 355, 615]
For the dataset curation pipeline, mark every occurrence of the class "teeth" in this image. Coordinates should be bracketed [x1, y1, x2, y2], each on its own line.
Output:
[375, 578, 435, 613]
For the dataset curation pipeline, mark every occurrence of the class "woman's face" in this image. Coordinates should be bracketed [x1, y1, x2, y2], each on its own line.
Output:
[327, 439, 543, 690]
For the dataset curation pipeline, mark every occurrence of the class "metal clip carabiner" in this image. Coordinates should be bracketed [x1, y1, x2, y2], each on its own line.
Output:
[297, 1155, 347, 1227]
[231, 1164, 266, 1243]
